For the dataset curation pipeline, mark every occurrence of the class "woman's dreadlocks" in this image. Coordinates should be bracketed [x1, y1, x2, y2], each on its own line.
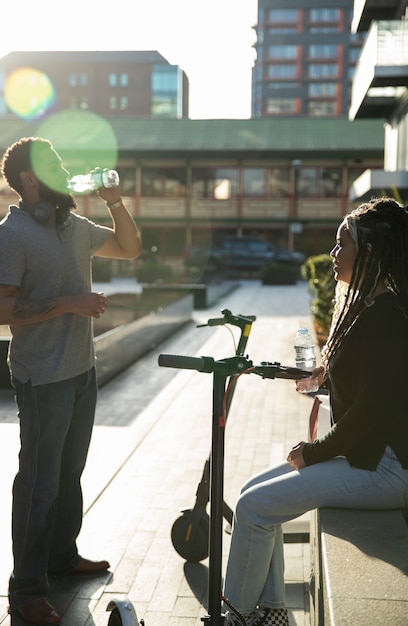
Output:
[322, 197, 408, 367]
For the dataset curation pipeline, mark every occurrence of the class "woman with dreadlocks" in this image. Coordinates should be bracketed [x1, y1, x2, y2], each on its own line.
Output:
[223, 198, 408, 626]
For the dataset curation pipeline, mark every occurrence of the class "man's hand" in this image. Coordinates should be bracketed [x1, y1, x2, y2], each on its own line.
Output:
[61, 292, 107, 318]
[287, 441, 307, 470]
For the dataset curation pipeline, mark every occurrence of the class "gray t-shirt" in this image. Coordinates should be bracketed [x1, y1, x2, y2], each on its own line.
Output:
[0, 206, 110, 385]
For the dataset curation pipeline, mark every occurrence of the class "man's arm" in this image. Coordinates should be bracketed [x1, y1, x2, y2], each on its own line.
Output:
[95, 187, 142, 260]
[0, 285, 107, 326]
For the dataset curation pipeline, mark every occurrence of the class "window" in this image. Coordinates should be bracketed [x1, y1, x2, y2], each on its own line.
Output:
[268, 168, 290, 196]
[308, 27, 338, 33]
[267, 65, 297, 79]
[192, 168, 238, 199]
[120, 73, 128, 87]
[268, 9, 297, 22]
[266, 98, 297, 114]
[268, 27, 298, 34]
[243, 169, 266, 196]
[307, 101, 337, 115]
[308, 83, 338, 97]
[298, 167, 341, 196]
[308, 45, 338, 59]
[119, 96, 128, 111]
[141, 167, 186, 197]
[309, 9, 340, 22]
[108, 73, 117, 87]
[109, 96, 118, 110]
[151, 65, 181, 118]
[308, 64, 338, 78]
[268, 46, 298, 59]
[80, 73, 88, 86]
[69, 74, 77, 87]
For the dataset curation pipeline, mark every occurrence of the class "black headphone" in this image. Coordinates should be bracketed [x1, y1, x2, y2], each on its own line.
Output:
[19, 201, 56, 225]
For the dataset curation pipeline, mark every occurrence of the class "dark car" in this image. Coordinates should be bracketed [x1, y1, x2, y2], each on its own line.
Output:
[222, 236, 305, 272]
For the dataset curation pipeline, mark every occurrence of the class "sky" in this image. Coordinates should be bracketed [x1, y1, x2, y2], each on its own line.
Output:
[0, 0, 258, 119]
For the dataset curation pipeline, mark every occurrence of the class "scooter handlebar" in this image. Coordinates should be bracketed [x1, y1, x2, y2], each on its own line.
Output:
[158, 354, 212, 372]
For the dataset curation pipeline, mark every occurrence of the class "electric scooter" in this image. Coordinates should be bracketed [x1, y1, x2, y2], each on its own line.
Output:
[106, 311, 310, 625]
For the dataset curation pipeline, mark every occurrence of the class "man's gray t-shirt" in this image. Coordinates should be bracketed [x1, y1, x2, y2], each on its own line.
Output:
[0, 206, 110, 385]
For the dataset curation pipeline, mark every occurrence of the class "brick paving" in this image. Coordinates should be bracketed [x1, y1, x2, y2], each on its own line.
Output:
[0, 280, 316, 626]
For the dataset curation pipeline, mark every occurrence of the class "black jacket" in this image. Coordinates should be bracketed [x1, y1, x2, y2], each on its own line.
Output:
[303, 293, 408, 470]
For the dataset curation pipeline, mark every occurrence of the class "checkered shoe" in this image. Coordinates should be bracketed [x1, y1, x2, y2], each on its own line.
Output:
[224, 607, 289, 626]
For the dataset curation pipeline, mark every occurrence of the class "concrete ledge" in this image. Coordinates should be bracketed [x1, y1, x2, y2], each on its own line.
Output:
[95, 292, 193, 386]
[310, 507, 408, 626]
[141, 281, 239, 309]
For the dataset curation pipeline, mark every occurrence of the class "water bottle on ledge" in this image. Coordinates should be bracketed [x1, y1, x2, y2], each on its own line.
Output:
[294, 327, 318, 393]
[67, 169, 119, 193]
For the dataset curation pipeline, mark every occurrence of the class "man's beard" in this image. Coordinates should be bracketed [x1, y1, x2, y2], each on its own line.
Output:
[38, 183, 77, 224]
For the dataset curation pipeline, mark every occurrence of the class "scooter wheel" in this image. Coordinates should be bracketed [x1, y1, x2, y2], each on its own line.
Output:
[171, 511, 209, 562]
[107, 608, 123, 626]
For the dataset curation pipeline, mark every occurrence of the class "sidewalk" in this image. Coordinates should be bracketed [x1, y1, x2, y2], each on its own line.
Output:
[0, 280, 316, 626]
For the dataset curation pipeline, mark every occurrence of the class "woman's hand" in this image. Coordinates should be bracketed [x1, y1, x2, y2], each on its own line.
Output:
[295, 365, 325, 394]
[287, 441, 307, 469]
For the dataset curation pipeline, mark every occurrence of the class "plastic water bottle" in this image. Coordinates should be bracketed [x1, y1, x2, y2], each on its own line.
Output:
[294, 328, 318, 393]
[67, 169, 119, 193]
[294, 327, 316, 370]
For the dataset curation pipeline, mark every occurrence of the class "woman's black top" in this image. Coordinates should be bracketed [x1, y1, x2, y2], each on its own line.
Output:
[302, 293, 408, 470]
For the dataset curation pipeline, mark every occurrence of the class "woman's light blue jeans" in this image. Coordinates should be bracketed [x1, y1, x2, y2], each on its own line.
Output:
[223, 447, 408, 615]
[8, 367, 97, 609]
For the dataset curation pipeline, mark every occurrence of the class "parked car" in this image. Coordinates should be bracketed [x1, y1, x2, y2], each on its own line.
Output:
[183, 236, 306, 276]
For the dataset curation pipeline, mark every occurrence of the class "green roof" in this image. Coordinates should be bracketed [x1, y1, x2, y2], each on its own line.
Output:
[0, 117, 384, 158]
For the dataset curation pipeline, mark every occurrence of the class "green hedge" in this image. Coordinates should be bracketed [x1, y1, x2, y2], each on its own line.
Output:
[301, 254, 336, 340]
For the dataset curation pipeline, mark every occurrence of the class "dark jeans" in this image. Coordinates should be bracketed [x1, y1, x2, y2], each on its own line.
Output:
[8, 367, 97, 609]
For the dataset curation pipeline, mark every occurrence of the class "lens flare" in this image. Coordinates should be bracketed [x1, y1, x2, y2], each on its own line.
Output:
[36, 110, 118, 176]
[5, 68, 55, 119]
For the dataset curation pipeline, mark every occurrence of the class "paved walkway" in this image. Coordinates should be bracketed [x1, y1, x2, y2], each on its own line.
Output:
[0, 280, 317, 626]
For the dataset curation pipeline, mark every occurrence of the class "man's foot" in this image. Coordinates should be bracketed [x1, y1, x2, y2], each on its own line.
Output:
[13, 598, 61, 624]
[69, 557, 110, 575]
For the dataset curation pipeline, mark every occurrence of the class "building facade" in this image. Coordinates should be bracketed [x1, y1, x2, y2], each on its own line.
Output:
[348, 0, 408, 202]
[0, 51, 189, 120]
[0, 117, 384, 261]
[252, 0, 366, 117]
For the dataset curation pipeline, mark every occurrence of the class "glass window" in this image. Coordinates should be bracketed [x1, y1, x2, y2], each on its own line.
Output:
[298, 167, 341, 196]
[308, 83, 338, 97]
[266, 98, 297, 114]
[141, 167, 186, 197]
[192, 168, 238, 199]
[268, 27, 298, 34]
[268, 168, 290, 196]
[80, 73, 88, 86]
[267, 65, 297, 78]
[307, 101, 337, 115]
[268, 9, 297, 22]
[308, 45, 338, 59]
[120, 73, 128, 87]
[309, 9, 340, 22]
[243, 169, 266, 196]
[308, 64, 338, 78]
[119, 96, 128, 110]
[268, 46, 298, 59]
[69, 73, 77, 87]
[116, 168, 136, 194]
[108, 73, 117, 87]
[109, 96, 117, 110]
[151, 65, 180, 118]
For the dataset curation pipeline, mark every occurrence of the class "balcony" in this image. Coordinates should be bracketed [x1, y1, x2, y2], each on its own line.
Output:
[349, 168, 408, 202]
[352, 0, 403, 33]
[349, 20, 408, 120]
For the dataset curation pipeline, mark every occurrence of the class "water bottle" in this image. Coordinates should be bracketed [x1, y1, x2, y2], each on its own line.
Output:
[294, 327, 318, 393]
[294, 328, 316, 370]
[67, 169, 119, 193]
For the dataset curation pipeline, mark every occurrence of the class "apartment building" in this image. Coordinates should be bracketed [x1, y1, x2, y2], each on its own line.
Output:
[348, 0, 408, 202]
[0, 50, 189, 119]
[252, 0, 365, 117]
